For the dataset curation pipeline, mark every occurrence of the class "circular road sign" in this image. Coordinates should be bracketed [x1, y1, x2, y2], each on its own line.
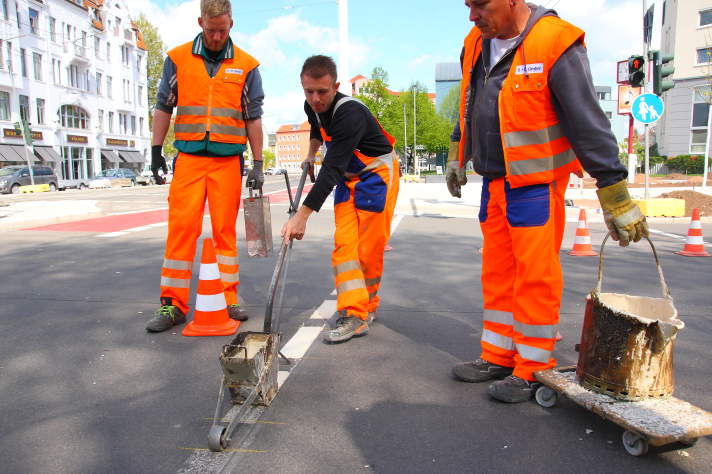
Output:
[631, 93, 664, 124]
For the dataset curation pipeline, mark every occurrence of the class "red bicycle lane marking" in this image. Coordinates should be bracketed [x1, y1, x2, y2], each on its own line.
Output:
[23, 184, 313, 233]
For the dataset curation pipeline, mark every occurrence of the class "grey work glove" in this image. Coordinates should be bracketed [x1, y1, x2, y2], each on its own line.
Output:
[151, 145, 167, 185]
[445, 141, 467, 198]
[596, 180, 649, 246]
[246, 160, 264, 189]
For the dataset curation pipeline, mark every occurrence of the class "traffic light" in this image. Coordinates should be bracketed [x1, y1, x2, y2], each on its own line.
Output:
[628, 55, 645, 87]
[650, 50, 675, 96]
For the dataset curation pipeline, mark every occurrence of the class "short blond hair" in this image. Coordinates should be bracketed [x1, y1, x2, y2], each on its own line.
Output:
[201, 0, 232, 18]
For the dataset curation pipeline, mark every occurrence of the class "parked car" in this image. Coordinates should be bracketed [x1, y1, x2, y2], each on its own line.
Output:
[88, 168, 138, 189]
[137, 163, 173, 185]
[0, 165, 59, 194]
[265, 167, 277, 175]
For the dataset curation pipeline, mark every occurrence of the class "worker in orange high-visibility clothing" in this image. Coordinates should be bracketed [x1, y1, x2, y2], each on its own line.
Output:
[145, 0, 265, 333]
[282, 55, 400, 343]
[447, 0, 649, 402]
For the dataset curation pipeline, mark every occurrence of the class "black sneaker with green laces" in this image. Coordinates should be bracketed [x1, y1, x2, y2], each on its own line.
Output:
[323, 315, 369, 343]
[146, 298, 186, 332]
[227, 304, 248, 321]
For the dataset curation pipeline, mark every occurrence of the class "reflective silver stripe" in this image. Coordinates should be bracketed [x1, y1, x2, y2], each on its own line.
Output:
[614, 206, 644, 228]
[175, 123, 206, 134]
[508, 148, 577, 176]
[333, 260, 361, 276]
[216, 254, 238, 266]
[220, 272, 239, 283]
[514, 322, 557, 339]
[504, 124, 565, 149]
[211, 124, 247, 136]
[160, 276, 190, 288]
[336, 278, 366, 294]
[483, 309, 513, 326]
[176, 105, 208, 116]
[163, 258, 192, 271]
[211, 107, 244, 120]
[344, 152, 394, 179]
[365, 277, 381, 287]
[333, 96, 363, 115]
[515, 343, 552, 364]
[481, 329, 514, 351]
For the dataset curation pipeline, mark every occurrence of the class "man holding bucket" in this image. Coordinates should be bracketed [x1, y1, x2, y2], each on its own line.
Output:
[145, 0, 265, 332]
[448, 0, 649, 402]
[281, 55, 400, 344]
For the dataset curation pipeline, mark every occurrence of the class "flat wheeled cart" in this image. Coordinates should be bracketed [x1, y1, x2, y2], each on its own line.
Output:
[534, 366, 712, 456]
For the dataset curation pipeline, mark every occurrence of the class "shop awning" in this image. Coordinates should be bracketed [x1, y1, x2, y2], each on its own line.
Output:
[0, 144, 15, 162]
[34, 146, 63, 163]
[0, 144, 38, 162]
[119, 150, 145, 163]
[101, 149, 120, 163]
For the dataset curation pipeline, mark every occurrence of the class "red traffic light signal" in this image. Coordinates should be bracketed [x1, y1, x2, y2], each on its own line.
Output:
[628, 55, 645, 87]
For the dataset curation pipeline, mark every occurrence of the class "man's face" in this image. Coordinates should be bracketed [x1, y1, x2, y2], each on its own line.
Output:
[465, 0, 517, 39]
[301, 74, 340, 114]
[198, 13, 232, 51]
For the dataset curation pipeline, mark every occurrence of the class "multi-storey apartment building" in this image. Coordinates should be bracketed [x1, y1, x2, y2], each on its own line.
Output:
[0, 0, 148, 185]
[656, 0, 712, 158]
[275, 122, 311, 173]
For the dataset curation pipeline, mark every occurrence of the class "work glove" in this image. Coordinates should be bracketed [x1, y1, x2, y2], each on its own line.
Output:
[301, 156, 316, 183]
[445, 141, 467, 198]
[151, 145, 167, 185]
[246, 160, 264, 189]
[596, 180, 649, 246]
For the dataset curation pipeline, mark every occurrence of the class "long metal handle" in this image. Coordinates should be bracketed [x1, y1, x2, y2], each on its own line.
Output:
[595, 232, 671, 300]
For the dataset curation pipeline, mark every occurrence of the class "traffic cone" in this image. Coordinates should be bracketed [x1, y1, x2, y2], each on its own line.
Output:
[675, 208, 710, 257]
[568, 209, 598, 256]
[182, 238, 239, 336]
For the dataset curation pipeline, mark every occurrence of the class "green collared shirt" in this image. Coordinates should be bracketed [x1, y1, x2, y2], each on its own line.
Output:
[174, 34, 246, 158]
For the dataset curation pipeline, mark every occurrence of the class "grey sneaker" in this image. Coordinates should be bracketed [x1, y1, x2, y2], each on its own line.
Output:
[146, 304, 186, 332]
[452, 358, 513, 383]
[488, 375, 536, 403]
[227, 304, 248, 321]
[323, 315, 369, 343]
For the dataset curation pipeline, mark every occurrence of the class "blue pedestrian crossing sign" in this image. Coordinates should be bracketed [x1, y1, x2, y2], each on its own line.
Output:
[631, 93, 664, 124]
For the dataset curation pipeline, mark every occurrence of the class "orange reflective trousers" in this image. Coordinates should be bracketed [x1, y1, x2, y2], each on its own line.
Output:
[159, 152, 242, 314]
[478, 175, 568, 381]
[332, 153, 399, 320]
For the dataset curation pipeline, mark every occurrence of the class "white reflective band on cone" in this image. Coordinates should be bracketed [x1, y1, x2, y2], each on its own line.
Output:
[195, 292, 227, 312]
[199, 262, 220, 281]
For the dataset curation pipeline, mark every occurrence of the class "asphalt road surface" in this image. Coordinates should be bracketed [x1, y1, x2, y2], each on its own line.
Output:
[1, 178, 710, 473]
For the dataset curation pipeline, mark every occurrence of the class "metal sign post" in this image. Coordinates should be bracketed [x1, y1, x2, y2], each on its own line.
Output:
[631, 93, 664, 200]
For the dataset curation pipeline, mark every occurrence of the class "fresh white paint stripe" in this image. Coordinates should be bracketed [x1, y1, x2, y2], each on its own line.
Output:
[195, 292, 226, 312]
[280, 326, 324, 359]
[126, 225, 154, 232]
[199, 262, 220, 280]
[310, 300, 337, 319]
[648, 228, 710, 246]
[147, 222, 167, 228]
[97, 232, 127, 238]
[390, 213, 404, 233]
[107, 207, 167, 216]
[278, 370, 290, 388]
[330, 289, 336, 295]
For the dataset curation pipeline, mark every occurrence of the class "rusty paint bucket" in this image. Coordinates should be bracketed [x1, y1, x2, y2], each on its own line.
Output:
[576, 234, 684, 401]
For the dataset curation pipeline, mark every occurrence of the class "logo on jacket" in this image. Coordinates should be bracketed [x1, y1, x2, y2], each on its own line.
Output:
[515, 63, 544, 75]
[225, 68, 244, 75]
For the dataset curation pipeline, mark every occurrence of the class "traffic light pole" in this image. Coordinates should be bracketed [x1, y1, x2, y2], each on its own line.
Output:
[642, 0, 650, 200]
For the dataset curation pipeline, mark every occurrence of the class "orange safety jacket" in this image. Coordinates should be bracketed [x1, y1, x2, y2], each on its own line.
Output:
[168, 42, 259, 145]
[458, 17, 585, 188]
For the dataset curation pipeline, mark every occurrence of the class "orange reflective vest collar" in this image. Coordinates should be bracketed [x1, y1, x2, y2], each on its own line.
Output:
[459, 17, 585, 187]
[168, 42, 259, 145]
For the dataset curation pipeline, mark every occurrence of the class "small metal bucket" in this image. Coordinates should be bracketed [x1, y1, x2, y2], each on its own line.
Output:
[219, 331, 280, 406]
[243, 187, 273, 258]
[576, 234, 684, 401]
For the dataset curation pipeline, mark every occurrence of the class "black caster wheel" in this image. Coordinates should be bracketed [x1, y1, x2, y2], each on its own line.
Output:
[208, 425, 228, 452]
[622, 430, 649, 456]
[535, 386, 558, 408]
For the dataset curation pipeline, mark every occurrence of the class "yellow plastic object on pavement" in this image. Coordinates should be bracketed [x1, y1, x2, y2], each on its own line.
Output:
[633, 198, 685, 217]
[19, 184, 50, 193]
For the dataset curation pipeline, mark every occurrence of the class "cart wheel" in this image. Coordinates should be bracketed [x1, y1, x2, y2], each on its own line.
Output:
[535, 386, 558, 408]
[208, 425, 228, 452]
[680, 438, 698, 447]
[622, 431, 649, 456]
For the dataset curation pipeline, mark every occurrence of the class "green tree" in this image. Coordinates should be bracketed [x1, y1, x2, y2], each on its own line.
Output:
[356, 67, 397, 122]
[133, 14, 166, 129]
[438, 83, 461, 127]
[262, 148, 276, 168]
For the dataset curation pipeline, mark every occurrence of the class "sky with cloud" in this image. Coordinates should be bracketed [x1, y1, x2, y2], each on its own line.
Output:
[124, 0, 648, 133]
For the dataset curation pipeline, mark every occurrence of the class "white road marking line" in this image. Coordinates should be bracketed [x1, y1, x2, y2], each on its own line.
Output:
[106, 207, 167, 216]
[330, 289, 336, 296]
[310, 300, 337, 319]
[649, 228, 711, 246]
[277, 370, 290, 388]
[280, 326, 324, 360]
[97, 232, 127, 238]
[125, 225, 154, 232]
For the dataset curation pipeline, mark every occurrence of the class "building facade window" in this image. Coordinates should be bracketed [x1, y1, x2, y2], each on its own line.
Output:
[5, 41, 11, 72]
[0, 91, 9, 121]
[106, 75, 112, 98]
[49, 17, 56, 41]
[130, 115, 136, 135]
[59, 105, 89, 129]
[691, 86, 711, 154]
[139, 116, 144, 136]
[697, 47, 712, 65]
[106, 42, 111, 62]
[36, 98, 45, 124]
[20, 48, 27, 77]
[94, 37, 100, 58]
[32, 52, 41, 81]
[68, 64, 79, 88]
[19, 94, 29, 122]
[2, 0, 8, 21]
[97, 109, 104, 132]
[700, 8, 712, 27]
[137, 85, 143, 105]
[28, 8, 39, 35]
[96, 72, 102, 95]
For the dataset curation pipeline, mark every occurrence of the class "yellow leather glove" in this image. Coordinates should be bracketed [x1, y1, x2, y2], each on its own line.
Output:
[445, 141, 467, 198]
[596, 180, 649, 246]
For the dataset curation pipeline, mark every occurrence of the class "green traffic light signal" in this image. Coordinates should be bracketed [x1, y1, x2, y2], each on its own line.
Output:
[650, 50, 675, 96]
[627, 55, 645, 87]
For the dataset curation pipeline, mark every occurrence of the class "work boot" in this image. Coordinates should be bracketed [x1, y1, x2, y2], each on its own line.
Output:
[452, 358, 513, 383]
[146, 298, 186, 332]
[227, 304, 249, 321]
[323, 315, 369, 343]
[488, 375, 536, 403]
